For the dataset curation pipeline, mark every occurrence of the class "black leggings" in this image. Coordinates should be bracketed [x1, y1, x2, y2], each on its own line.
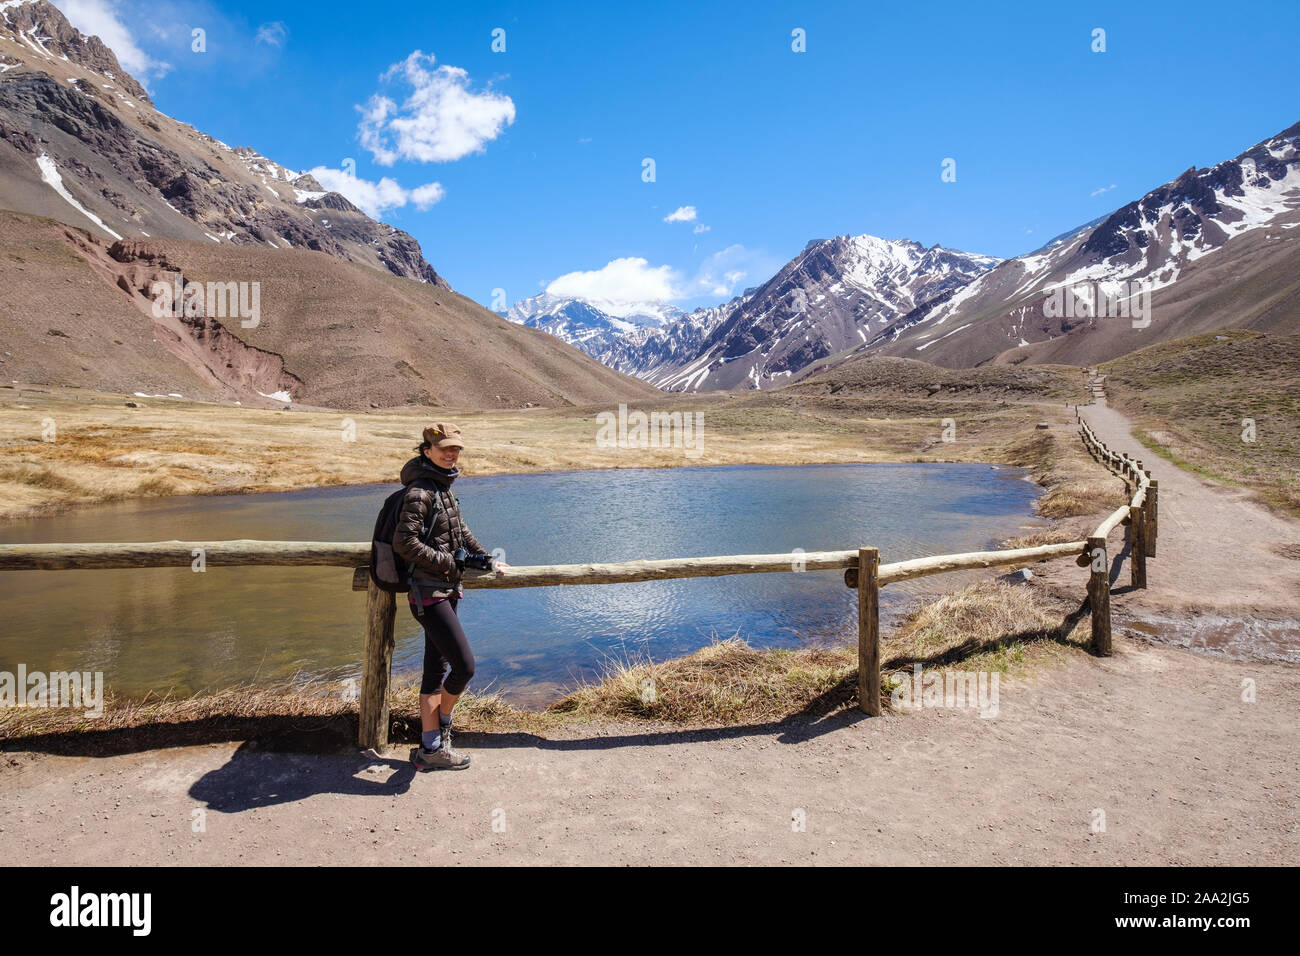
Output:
[409, 598, 476, 696]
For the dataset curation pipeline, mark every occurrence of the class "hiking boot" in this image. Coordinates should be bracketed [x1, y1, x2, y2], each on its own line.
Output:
[442, 724, 470, 766]
[410, 741, 470, 771]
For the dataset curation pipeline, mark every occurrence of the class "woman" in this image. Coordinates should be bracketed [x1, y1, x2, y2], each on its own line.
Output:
[393, 423, 510, 771]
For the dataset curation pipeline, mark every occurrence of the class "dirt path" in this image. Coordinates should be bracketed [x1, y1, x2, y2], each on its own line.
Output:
[3, 400, 1297, 865]
[2, 640, 1295, 865]
[1035, 396, 1300, 665]
[1081, 397, 1300, 620]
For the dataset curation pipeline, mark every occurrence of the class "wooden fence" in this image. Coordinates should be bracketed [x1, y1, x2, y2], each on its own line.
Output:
[1076, 412, 1157, 655]
[0, 418, 1154, 748]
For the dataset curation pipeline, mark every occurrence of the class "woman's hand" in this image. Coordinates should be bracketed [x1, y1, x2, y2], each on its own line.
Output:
[494, 560, 511, 576]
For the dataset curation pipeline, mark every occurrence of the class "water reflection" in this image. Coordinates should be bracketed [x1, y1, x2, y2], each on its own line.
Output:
[0, 463, 1045, 704]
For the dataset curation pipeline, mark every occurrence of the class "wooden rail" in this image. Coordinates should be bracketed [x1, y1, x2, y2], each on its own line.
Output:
[878, 542, 1087, 585]
[0, 415, 1155, 746]
[1077, 409, 1157, 654]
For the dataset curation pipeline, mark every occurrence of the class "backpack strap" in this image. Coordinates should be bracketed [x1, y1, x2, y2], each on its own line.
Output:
[418, 482, 442, 545]
[409, 480, 443, 618]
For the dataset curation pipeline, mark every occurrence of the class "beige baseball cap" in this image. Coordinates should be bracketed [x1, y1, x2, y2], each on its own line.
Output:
[423, 423, 465, 449]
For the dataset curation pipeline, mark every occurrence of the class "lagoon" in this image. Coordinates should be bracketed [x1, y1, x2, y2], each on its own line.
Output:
[0, 462, 1046, 706]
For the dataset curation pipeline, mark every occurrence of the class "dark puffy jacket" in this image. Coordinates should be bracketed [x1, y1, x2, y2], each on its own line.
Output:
[392, 454, 488, 588]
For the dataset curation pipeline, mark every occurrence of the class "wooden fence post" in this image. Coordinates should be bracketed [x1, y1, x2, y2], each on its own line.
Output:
[1146, 479, 1158, 557]
[1087, 535, 1112, 656]
[857, 547, 881, 716]
[359, 579, 397, 750]
[1129, 505, 1147, 590]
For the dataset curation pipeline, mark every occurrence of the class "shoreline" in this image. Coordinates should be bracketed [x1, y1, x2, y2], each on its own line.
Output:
[0, 454, 1060, 713]
[0, 378, 1144, 745]
[0, 453, 1029, 524]
[0, 382, 1084, 523]
[2, 570, 1101, 750]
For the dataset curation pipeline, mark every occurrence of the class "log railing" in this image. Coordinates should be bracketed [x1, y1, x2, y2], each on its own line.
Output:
[1077, 411, 1158, 655]
[0, 419, 1155, 746]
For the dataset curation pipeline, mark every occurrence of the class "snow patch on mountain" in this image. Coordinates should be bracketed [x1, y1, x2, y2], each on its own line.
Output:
[36, 152, 121, 239]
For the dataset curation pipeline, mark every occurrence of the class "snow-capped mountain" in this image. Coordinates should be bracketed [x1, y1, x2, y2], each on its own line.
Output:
[636, 236, 1001, 391]
[505, 292, 685, 342]
[514, 121, 1300, 388]
[853, 120, 1300, 368]
[0, 0, 447, 285]
[603, 292, 754, 383]
[504, 291, 744, 379]
[508, 237, 1000, 392]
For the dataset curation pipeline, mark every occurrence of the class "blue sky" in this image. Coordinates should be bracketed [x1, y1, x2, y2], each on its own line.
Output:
[53, 0, 1300, 312]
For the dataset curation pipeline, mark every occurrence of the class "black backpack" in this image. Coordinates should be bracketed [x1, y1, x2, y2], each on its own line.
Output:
[369, 479, 442, 592]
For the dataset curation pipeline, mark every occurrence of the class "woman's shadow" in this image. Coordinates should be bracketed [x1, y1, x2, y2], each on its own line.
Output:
[189, 674, 874, 812]
[189, 739, 424, 812]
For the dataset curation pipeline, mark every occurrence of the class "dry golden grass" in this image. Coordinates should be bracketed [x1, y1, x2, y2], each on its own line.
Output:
[885, 581, 1090, 675]
[1001, 427, 1125, 519]
[1002, 527, 1082, 549]
[0, 671, 547, 751]
[0, 382, 1094, 520]
[1102, 329, 1300, 516]
[547, 636, 859, 724]
[0, 674, 358, 747]
[542, 580, 1090, 724]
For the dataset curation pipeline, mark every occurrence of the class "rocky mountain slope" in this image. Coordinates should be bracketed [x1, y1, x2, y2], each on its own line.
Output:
[847, 121, 1300, 368]
[655, 236, 1000, 391]
[511, 121, 1300, 390]
[505, 292, 685, 345]
[0, 0, 444, 285]
[0, 0, 663, 409]
[505, 290, 750, 384]
[510, 237, 1000, 392]
[0, 210, 664, 408]
[783, 353, 1086, 403]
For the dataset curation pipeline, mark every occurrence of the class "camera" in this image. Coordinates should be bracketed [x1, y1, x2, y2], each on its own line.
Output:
[453, 547, 494, 571]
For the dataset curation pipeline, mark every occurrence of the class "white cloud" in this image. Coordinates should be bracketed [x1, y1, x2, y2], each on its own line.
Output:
[1090, 183, 1118, 197]
[408, 182, 446, 208]
[255, 21, 288, 46]
[685, 244, 776, 299]
[358, 50, 515, 165]
[546, 257, 680, 303]
[52, 0, 169, 82]
[693, 223, 710, 234]
[543, 245, 776, 306]
[663, 205, 697, 223]
[306, 165, 445, 217]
